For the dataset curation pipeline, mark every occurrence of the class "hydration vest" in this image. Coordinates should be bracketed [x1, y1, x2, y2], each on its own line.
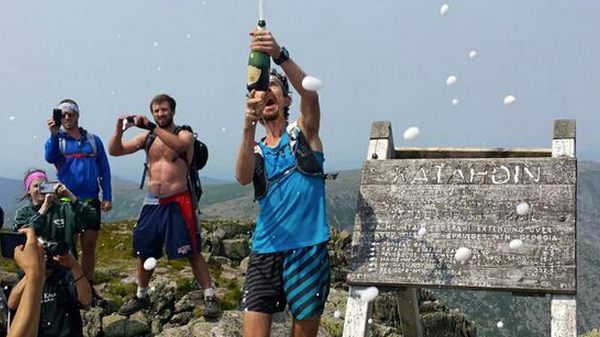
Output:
[252, 121, 336, 201]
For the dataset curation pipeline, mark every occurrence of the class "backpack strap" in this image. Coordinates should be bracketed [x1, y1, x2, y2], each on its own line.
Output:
[252, 141, 268, 201]
[87, 133, 97, 157]
[58, 129, 97, 159]
[139, 131, 156, 189]
[286, 121, 300, 153]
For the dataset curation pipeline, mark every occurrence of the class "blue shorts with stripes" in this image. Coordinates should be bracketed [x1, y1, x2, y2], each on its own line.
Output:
[242, 241, 330, 320]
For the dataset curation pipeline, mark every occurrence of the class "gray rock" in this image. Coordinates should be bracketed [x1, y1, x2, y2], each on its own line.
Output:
[0, 270, 19, 286]
[221, 239, 250, 260]
[238, 256, 249, 275]
[168, 311, 193, 327]
[212, 256, 232, 267]
[81, 307, 103, 337]
[174, 293, 196, 314]
[102, 313, 150, 337]
[148, 277, 178, 323]
[157, 323, 193, 337]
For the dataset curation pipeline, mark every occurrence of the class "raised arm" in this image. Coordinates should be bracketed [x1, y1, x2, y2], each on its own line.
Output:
[250, 29, 322, 150]
[53, 252, 92, 308]
[235, 90, 264, 185]
[108, 116, 148, 156]
[7, 277, 26, 310]
[8, 227, 46, 337]
[132, 115, 194, 156]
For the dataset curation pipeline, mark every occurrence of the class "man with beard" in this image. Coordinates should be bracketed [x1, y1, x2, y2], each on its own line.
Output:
[235, 29, 331, 337]
[44, 99, 112, 306]
[108, 94, 218, 318]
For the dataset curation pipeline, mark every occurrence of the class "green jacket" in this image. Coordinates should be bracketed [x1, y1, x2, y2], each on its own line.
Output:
[12, 200, 98, 257]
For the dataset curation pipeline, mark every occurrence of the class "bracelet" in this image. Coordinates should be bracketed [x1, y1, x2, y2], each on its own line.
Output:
[73, 274, 86, 284]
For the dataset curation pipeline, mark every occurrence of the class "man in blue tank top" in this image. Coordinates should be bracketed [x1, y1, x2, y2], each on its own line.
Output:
[236, 28, 331, 337]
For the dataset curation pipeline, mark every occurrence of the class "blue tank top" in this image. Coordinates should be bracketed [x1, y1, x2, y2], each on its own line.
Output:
[252, 133, 330, 253]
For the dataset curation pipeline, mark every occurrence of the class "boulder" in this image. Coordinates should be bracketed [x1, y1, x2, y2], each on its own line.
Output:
[102, 313, 150, 337]
[238, 256, 250, 275]
[81, 307, 103, 337]
[221, 239, 250, 260]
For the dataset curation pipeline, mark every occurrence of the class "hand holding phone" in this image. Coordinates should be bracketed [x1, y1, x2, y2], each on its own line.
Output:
[122, 116, 136, 131]
[38, 181, 60, 194]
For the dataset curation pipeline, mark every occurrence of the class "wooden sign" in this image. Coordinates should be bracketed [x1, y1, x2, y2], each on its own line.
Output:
[347, 157, 577, 294]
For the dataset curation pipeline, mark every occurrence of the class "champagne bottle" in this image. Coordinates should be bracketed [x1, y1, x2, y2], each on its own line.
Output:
[247, 20, 270, 92]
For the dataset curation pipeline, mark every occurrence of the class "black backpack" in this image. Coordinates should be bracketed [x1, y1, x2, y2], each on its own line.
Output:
[140, 125, 208, 210]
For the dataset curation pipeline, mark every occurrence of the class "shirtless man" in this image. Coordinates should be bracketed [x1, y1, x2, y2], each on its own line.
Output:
[108, 94, 218, 317]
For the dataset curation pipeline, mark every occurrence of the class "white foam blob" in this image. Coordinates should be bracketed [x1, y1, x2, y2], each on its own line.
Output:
[143, 257, 157, 271]
[333, 310, 341, 319]
[186, 34, 191, 38]
[503, 95, 516, 105]
[446, 75, 457, 86]
[9, 116, 15, 121]
[33, 135, 37, 139]
[454, 247, 472, 263]
[452, 98, 459, 106]
[116, 34, 122, 38]
[153, 41, 159, 47]
[440, 4, 449, 16]
[417, 226, 427, 237]
[516, 202, 530, 215]
[302, 76, 323, 91]
[509, 239, 523, 250]
[359, 286, 379, 303]
[157, 66, 162, 72]
[497, 321, 504, 329]
[403, 126, 420, 141]
[221, 127, 226, 132]
[469, 50, 478, 59]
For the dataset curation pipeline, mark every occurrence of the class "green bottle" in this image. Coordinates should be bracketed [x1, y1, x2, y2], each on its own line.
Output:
[247, 20, 270, 91]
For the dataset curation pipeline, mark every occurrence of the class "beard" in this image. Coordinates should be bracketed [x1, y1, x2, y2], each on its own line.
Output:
[156, 116, 174, 128]
[261, 109, 281, 121]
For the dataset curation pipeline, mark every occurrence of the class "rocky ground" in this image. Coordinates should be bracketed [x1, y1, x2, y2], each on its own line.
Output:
[0, 219, 478, 337]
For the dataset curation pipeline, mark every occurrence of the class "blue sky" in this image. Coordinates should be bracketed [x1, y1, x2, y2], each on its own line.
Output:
[0, 0, 598, 181]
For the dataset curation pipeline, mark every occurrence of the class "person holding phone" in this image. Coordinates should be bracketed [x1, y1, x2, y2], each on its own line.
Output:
[12, 169, 98, 258]
[8, 227, 92, 337]
[44, 99, 112, 301]
[5, 227, 46, 337]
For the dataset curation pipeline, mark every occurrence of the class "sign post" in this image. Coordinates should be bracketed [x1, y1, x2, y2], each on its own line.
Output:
[343, 120, 577, 336]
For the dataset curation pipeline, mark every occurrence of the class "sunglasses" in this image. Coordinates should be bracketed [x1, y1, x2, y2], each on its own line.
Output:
[61, 112, 79, 119]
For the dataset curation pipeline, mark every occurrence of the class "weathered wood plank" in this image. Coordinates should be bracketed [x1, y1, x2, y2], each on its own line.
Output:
[343, 286, 374, 337]
[553, 120, 576, 139]
[395, 147, 552, 159]
[551, 295, 577, 337]
[360, 158, 576, 186]
[349, 158, 576, 294]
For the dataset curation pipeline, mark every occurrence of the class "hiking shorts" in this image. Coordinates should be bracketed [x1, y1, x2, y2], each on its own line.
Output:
[242, 241, 330, 320]
[133, 190, 201, 260]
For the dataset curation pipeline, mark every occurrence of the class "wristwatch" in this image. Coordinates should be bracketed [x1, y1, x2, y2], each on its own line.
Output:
[273, 46, 290, 65]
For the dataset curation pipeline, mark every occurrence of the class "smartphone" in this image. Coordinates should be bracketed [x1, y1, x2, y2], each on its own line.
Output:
[39, 180, 60, 194]
[122, 116, 135, 131]
[0, 232, 27, 259]
[52, 108, 62, 127]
